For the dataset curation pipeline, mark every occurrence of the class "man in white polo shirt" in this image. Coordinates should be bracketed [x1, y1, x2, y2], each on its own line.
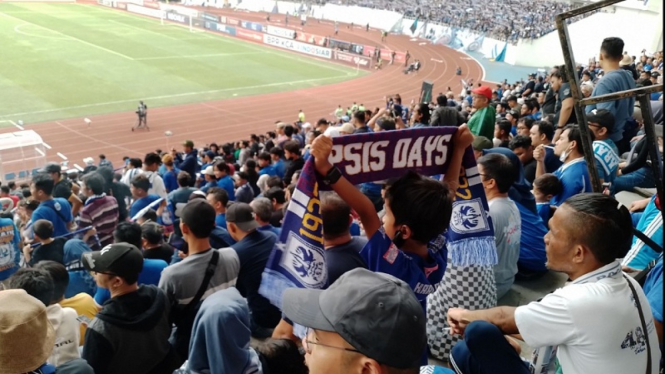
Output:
[446, 193, 660, 374]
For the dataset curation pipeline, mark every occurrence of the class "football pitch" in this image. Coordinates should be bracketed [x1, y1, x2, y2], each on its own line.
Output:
[0, 3, 363, 126]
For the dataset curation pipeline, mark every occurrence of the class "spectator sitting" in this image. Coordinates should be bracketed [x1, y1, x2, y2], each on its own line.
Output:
[529, 120, 562, 172]
[30, 173, 73, 237]
[521, 98, 542, 120]
[265, 187, 286, 227]
[509, 135, 536, 184]
[82, 243, 180, 374]
[36, 260, 98, 347]
[622, 195, 663, 270]
[213, 161, 236, 201]
[447, 194, 659, 374]
[467, 86, 496, 140]
[226, 202, 281, 338]
[587, 109, 620, 185]
[234, 171, 255, 204]
[137, 209, 157, 225]
[79, 172, 119, 250]
[283, 140, 304, 186]
[23, 219, 67, 267]
[158, 199, 240, 360]
[641, 256, 663, 347]
[515, 117, 534, 137]
[472, 136, 494, 159]
[142, 153, 167, 198]
[9, 267, 81, 367]
[258, 151, 278, 177]
[141, 221, 174, 263]
[199, 166, 217, 193]
[129, 174, 162, 220]
[62, 239, 97, 298]
[505, 109, 520, 135]
[534, 125, 591, 206]
[533, 173, 563, 224]
[93, 222, 168, 307]
[493, 119, 512, 148]
[206, 187, 229, 228]
[478, 154, 521, 299]
[269, 147, 286, 178]
[0, 211, 20, 282]
[250, 197, 282, 237]
[613, 124, 661, 194]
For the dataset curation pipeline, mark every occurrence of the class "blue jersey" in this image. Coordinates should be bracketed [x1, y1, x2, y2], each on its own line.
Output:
[623, 196, 663, 270]
[643, 256, 663, 324]
[360, 227, 446, 313]
[216, 175, 236, 201]
[129, 194, 161, 219]
[0, 218, 21, 281]
[550, 158, 592, 206]
[32, 198, 72, 237]
[516, 203, 548, 273]
[593, 139, 620, 184]
[215, 213, 227, 229]
[94, 258, 168, 305]
[273, 159, 286, 179]
[536, 202, 551, 224]
[258, 165, 277, 177]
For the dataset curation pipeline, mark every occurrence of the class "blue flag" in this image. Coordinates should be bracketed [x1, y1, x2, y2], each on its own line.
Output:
[259, 128, 497, 310]
[410, 17, 419, 34]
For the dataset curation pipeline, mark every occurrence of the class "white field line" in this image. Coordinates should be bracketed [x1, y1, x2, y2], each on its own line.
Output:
[0, 10, 135, 60]
[57, 152, 68, 160]
[134, 51, 264, 61]
[42, 142, 52, 149]
[9, 120, 24, 130]
[0, 75, 350, 118]
[35, 147, 46, 156]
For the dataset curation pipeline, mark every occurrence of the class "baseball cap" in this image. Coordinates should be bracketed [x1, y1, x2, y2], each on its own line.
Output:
[587, 109, 615, 131]
[282, 268, 426, 369]
[205, 150, 216, 160]
[339, 123, 355, 134]
[0, 289, 56, 373]
[82, 243, 144, 283]
[40, 162, 61, 174]
[182, 140, 194, 148]
[471, 86, 492, 100]
[226, 202, 259, 232]
[181, 199, 216, 233]
[203, 165, 215, 176]
[651, 71, 660, 78]
[619, 54, 632, 66]
[472, 136, 493, 151]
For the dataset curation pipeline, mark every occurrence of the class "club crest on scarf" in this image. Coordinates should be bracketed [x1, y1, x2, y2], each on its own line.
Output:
[259, 128, 497, 310]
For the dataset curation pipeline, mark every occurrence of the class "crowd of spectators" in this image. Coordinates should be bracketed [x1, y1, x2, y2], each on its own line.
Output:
[0, 36, 662, 374]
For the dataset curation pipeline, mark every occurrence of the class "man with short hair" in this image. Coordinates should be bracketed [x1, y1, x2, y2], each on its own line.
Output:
[234, 171, 254, 204]
[282, 268, 429, 374]
[141, 222, 174, 263]
[265, 187, 286, 227]
[174, 140, 198, 180]
[167, 171, 196, 229]
[516, 117, 534, 137]
[521, 99, 542, 120]
[587, 109, 620, 185]
[269, 147, 286, 179]
[283, 140, 304, 186]
[121, 158, 142, 186]
[521, 74, 536, 98]
[505, 109, 520, 135]
[22, 219, 68, 266]
[530, 121, 563, 172]
[430, 94, 466, 127]
[79, 172, 119, 249]
[158, 199, 240, 359]
[41, 162, 83, 216]
[448, 194, 660, 374]
[494, 119, 512, 148]
[142, 153, 167, 198]
[352, 110, 371, 133]
[226, 202, 281, 337]
[30, 173, 73, 237]
[206, 187, 229, 228]
[467, 86, 497, 139]
[586, 37, 636, 153]
[258, 152, 277, 177]
[129, 174, 162, 220]
[213, 161, 236, 201]
[477, 154, 521, 299]
[0, 185, 19, 207]
[509, 135, 537, 183]
[250, 197, 281, 237]
[82, 243, 179, 374]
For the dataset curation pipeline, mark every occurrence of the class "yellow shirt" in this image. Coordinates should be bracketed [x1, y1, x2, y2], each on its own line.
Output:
[298, 112, 305, 122]
[60, 293, 99, 346]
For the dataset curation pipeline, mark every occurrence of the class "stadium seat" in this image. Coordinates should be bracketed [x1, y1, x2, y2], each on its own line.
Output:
[18, 170, 28, 179]
[31, 168, 40, 176]
[3, 172, 15, 181]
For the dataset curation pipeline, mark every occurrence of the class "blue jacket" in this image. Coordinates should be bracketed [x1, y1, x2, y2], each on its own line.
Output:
[175, 150, 199, 180]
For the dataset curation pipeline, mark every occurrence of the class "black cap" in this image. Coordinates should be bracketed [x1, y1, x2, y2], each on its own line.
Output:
[282, 268, 426, 369]
[40, 163, 61, 174]
[82, 243, 143, 283]
[651, 71, 660, 78]
[587, 108, 615, 131]
[180, 199, 216, 233]
[226, 202, 259, 232]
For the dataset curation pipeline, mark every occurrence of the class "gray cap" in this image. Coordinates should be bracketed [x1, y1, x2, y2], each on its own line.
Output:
[226, 202, 259, 232]
[282, 268, 426, 369]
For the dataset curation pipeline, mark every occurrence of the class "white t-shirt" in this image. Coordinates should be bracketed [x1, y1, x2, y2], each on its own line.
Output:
[488, 197, 521, 299]
[143, 171, 167, 198]
[515, 261, 660, 374]
[121, 168, 142, 186]
[46, 304, 81, 366]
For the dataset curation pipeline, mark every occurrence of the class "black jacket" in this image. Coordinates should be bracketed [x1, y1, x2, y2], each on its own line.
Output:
[82, 285, 178, 374]
[430, 106, 466, 127]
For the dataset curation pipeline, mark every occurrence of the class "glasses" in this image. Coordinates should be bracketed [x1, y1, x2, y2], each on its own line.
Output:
[94, 271, 118, 277]
[303, 328, 361, 355]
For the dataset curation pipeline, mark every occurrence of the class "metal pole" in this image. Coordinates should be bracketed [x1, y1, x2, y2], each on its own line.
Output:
[637, 94, 664, 211]
[555, 15, 603, 192]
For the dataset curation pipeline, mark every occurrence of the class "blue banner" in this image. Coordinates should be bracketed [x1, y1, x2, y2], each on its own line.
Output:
[202, 12, 219, 23]
[204, 21, 236, 36]
[240, 20, 264, 32]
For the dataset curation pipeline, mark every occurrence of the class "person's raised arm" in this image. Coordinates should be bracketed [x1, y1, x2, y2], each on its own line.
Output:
[310, 135, 381, 239]
[367, 107, 389, 130]
[533, 144, 547, 178]
[553, 97, 573, 143]
[443, 124, 475, 194]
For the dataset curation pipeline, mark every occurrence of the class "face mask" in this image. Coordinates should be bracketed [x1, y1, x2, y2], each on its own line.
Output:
[559, 148, 569, 163]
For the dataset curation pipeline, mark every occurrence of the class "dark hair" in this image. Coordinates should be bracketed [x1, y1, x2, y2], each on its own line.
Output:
[9, 268, 54, 306]
[283, 125, 294, 137]
[533, 173, 563, 197]
[82, 172, 105, 195]
[416, 103, 431, 124]
[524, 99, 540, 112]
[131, 174, 150, 192]
[517, 117, 535, 130]
[320, 193, 351, 240]
[114, 221, 143, 249]
[562, 125, 584, 154]
[33, 261, 69, 303]
[436, 95, 447, 106]
[509, 135, 533, 151]
[563, 193, 633, 262]
[255, 339, 308, 374]
[265, 187, 286, 204]
[270, 147, 284, 158]
[283, 141, 300, 155]
[129, 158, 142, 169]
[478, 153, 517, 193]
[143, 152, 162, 166]
[214, 161, 230, 174]
[582, 70, 592, 78]
[142, 209, 158, 223]
[33, 219, 54, 240]
[353, 110, 365, 125]
[600, 37, 624, 61]
[385, 172, 452, 244]
[237, 171, 249, 181]
[177, 171, 191, 187]
[32, 173, 55, 196]
[378, 117, 396, 131]
[534, 121, 555, 141]
[496, 119, 512, 136]
[258, 152, 272, 162]
[207, 187, 229, 207]
[8, 182, 15, 189]
[22, 188, 31, 199]
[507, 95, 518, 103]
[0, 185, 9, 194]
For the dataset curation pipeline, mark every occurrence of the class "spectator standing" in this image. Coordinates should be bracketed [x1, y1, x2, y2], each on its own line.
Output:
[213, 161, 236, 201]
[129, 174, 162, 220]
[206, 187, 229, 228]
[62, 240, 97, 298]
[509, 135, 537, 183]
[41, 162, 83, 216]
[142, 153, 167, 198]
[30, 173, 73, 237]
[174, 140, 199, 182]
[0, 212, 20, 282]
[82, 243, 179, 374]
[161, 154, 179, 193]
[98, 154, 112, 169]
[587, 109, 620, 185]
[121, 158, 142, 185]
[167, 171, 196, 229]
[467, 86, 496, 139]
[551, 69, 577, 142]
[79, 172, 119, 250]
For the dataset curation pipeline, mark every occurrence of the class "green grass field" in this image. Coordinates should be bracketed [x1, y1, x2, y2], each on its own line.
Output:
[0, 3, 363, 125]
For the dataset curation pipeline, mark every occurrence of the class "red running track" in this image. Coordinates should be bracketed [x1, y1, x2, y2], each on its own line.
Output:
[1, 5, 484, 169]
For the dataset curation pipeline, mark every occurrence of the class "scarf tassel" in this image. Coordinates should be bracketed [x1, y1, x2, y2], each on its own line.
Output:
[447, 236, 498, 267]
